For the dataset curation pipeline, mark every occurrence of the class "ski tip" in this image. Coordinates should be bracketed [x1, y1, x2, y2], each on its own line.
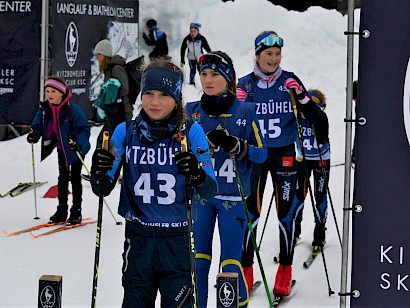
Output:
[253, 280, 262, 287]
[29, 231, 38, 239]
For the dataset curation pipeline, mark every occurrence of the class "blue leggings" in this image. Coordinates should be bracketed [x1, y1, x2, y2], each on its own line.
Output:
[194, 198, 249, 307]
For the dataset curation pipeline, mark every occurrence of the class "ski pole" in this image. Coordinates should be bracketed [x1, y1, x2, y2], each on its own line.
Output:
[258, 192, 275, 249]
[313, 129, 342, 248]
[290, 89, 334, 296]
[230, 154, 274, 307]
[181, 135, 198, 308]
[30, 129, 39, 220]
[69, 139, 122, 226]
[91, 131, 109, 307]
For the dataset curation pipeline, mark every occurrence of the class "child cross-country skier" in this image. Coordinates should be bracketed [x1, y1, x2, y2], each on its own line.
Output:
[27, 76, 91, 225]
[90, 59, 217, 307]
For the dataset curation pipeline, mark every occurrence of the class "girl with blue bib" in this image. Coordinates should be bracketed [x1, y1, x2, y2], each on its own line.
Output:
[293, 89, 330, 252]
[237, 31, 326, 296]
[185, 51, 267, 307]
[90, 60, 217, 307]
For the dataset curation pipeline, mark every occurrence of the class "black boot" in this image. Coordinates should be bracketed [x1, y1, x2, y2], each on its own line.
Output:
[49, 205, 68, 223]
[66, 207, 82, 225]
[312, 224, 326, 247]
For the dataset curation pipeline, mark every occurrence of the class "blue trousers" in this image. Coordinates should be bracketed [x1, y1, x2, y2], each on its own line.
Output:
[194, 197, 249, 307]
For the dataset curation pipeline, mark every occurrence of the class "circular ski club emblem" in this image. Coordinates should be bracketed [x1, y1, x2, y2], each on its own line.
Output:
[65, 21, 79, 67]
[40, 286, 55, 308]
[218, 281, 235, 307]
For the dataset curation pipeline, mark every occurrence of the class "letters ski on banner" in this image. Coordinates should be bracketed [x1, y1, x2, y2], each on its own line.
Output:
[50, 0, 139, 119]
[0, 0, 41, 125]
[351, 1, 410, 306]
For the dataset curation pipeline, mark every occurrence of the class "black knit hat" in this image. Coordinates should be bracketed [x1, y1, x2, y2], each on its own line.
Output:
[146, 19, 157, 28]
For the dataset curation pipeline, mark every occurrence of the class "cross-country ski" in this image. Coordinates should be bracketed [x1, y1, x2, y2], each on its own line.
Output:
[273, 280, 296, 307]
[303, 246, 321, 268]
[3, 221, 64, 236]
[0, 182, 47, 198]
[10, 182, 47, 197]
[249, 280, 262, 296]
[0, 183, 30, 198]
[29, 220, 97, 238]
[3, 218, 93, 237]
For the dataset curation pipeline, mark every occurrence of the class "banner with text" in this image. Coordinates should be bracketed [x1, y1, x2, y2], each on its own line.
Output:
[0, 0, 41, 125]
[50, 0, 139, 118]
[351, 0, 410, 306]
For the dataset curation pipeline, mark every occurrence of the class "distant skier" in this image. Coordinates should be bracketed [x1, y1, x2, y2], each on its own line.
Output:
[142, 18, 169, 60]
[180, 22, 211, 85]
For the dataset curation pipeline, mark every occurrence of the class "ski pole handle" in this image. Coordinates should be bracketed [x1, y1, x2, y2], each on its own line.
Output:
[69, 139, 90, 174]
[181, 135, 188, 153]
[102, 131, 109, 151]
[99, 131, 110, 181]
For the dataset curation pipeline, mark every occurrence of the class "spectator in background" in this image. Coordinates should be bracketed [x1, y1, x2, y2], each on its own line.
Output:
[180, 22, 211, 86]
[143, 19, 169, 60]
[93, 39, 132, 146]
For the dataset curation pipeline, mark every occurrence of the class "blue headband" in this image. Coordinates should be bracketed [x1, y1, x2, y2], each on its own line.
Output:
[198, 53, 233, 83]
[141, 66, 183, 103]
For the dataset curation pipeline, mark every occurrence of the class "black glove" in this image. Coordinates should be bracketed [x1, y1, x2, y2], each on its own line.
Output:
[143, 32, 148, 40]
[174, 151, 206, 186]
[206, 129, 228, 148]
[27, 131, 40, 144]
[221, 135, 248, 160]
[91, 148, 115, 177]
[69, 140, 81, 152]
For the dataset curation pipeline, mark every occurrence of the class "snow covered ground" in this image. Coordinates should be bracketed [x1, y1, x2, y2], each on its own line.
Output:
[0, 0, 360, 306]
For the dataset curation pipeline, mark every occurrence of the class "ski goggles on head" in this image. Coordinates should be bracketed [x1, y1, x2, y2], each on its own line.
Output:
[198, 53, 233, 83]
[198, 53, 231, 67]
[255, 32, 284, 53]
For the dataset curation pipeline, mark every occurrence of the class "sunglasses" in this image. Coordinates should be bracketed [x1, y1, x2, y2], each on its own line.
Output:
[255, 33, 284, 49]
